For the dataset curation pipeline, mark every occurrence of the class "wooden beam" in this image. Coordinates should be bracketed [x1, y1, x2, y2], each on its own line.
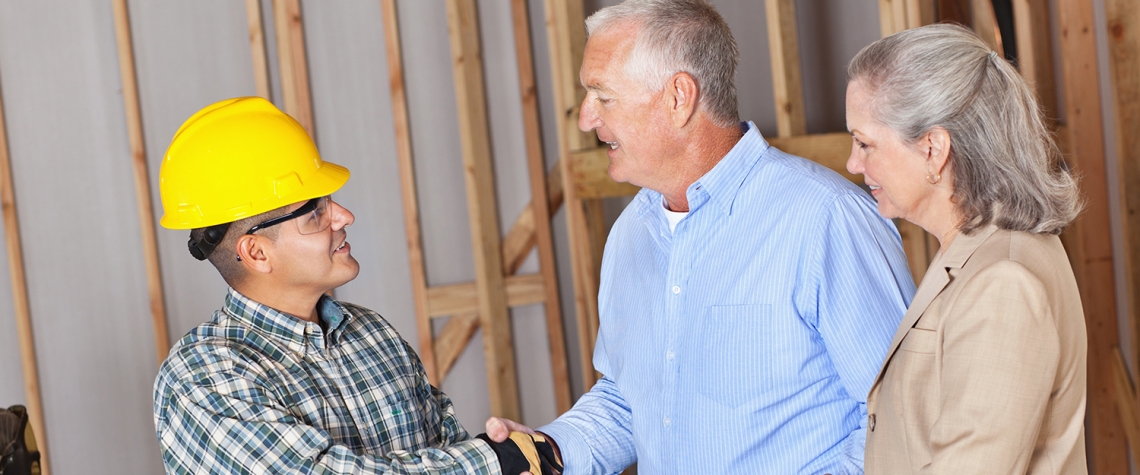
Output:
[970, 0, 1004, 53]
[380, 0, 438, 383]
[434, 313, 481, 380]
[513, 0, 574, 410]
[272, 0, 314, 136]
[112, 0, 169, 369]
[1112, 348, 1140, 462]
[446, 0, 520, 420]
[0, 26, 49, 475]
[246, 0, 272, 100]
[1012, 0, 1057, 123]
[545, 0, 603, 390]
[1106, 0, 1140, 391]
[765, 0, 806, 138]
[1056, 0, 1130, 471]
[426, 274, 548, 318]
[502, 166, 563, 278]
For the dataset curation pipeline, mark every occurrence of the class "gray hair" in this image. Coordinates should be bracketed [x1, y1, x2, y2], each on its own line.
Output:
[585, 0, 739, 127]
[847, 23, 1081, 235]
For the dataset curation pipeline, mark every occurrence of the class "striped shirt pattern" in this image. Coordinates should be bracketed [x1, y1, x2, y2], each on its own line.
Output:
[540, 122, 916, 474]
[153, 288, 499, 474]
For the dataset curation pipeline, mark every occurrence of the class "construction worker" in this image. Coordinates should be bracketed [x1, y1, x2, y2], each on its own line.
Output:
[151, 97, 560, 474]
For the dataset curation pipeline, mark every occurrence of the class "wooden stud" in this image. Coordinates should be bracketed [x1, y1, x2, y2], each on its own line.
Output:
[509, 0, 572, 412]
[502, 166, 564, 275]
[1056, 0, 1129, 471]
[1012, 0, 1058, 123]
[545, 0, 604, 391]
[0, 41, 49, 475]
[765, 0, 806, 138]
[970, 0, 1004, 53]
[425, 274, 548, 318]
[434, 313, 481, 379]
[1112, 348, 1140, 462]
[272, 0, 314, 136]
[1105, 0, 1140, 391]
[446, 0, 521, 420]
[380, 0, 438, 383]
[246, 0, 272, 100]
[112, 0, 169, 367]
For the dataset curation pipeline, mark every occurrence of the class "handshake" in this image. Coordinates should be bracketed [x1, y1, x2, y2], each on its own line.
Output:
[476, 418, 563, 475]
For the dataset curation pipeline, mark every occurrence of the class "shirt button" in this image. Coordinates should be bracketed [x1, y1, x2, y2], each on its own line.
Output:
[869, 414, 876, 431]
[671, 285, 681, 294]
[666, 350, 675, 360]
[663, 417, 671, 426]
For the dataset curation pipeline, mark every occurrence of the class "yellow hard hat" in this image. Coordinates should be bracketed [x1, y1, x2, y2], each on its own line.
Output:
[158, 96, 349, 230]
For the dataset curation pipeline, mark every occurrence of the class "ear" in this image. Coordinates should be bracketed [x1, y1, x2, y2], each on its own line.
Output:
[235, 234, 273, 275]
[667, 71, 699, 128]
[922, 127, 952, 176]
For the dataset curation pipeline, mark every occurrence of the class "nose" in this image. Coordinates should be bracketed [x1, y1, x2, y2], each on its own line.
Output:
[846, 140, 864, 175]
[578, 96, 600, 132]
[330, 199, 355, 229]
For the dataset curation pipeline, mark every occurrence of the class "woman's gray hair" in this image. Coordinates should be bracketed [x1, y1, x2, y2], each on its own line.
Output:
[848, 23, 1081, 235]
[585, 0, 739, 127]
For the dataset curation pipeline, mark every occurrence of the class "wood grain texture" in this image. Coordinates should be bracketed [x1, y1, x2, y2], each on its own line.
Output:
[512, 0, 571, 412]
[446, 0, 520, 420]
[1112, 348, 1140, 463]
[544, 0, 603, 390]
[1105, 0, 1140, 394]
[426, 274, 548, 318]
[380, 0, 438, 383]
[1012, 0, 1058, 123]
[272, 0, 313, 136]
[246, 0, 272, 100]
[0, 30, 49, 475]
[434, 313, 481, 380]
[112, 0, 169, 370]
[765, 0, 806, 138]
[1056, 0, 1129, 471]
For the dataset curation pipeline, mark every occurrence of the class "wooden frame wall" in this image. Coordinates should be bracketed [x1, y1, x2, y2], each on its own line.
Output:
[381, 0, 573, 418]
[0, 28, 49, 475]
[1105, 0, 1140, 465]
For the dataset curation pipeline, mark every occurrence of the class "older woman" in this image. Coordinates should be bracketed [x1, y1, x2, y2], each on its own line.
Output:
[845, 24, 1087, 474]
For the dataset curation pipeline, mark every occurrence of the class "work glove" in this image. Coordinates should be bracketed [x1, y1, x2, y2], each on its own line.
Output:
[476, 431, 563, 475]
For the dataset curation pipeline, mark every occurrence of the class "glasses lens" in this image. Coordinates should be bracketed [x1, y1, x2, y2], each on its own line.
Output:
[296, 196, 331, 235]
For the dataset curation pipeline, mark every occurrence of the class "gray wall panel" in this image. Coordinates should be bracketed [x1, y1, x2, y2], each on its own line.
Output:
[129, 0, 258, 343]
[0, 1, 163, 473]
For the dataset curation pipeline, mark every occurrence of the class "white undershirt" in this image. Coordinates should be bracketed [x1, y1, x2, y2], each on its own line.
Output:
[663, 200, 689, 233]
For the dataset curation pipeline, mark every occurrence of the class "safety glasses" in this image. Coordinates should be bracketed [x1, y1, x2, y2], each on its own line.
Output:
[245, 196, 331, 236]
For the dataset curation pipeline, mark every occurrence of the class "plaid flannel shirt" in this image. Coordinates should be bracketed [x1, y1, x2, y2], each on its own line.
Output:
[153, 288, 499, 474]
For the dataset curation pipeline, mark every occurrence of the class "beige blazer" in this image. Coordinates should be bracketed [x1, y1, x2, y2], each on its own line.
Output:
[865, 225, 1087, 474]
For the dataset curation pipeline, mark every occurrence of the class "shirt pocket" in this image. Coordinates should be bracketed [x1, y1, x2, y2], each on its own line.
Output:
[694, 304, 774, 408]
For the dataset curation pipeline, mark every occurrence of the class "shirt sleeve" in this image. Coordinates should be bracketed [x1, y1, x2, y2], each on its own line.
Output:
[802, 191, 916, 471]
[153, 348, 500, 475]
[538, 327, 637, 475]
[921, 261, 1059, 474]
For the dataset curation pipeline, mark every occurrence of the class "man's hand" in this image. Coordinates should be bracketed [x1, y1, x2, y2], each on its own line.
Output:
[476, 431, 562, 475]
[485, 417, 535, 442]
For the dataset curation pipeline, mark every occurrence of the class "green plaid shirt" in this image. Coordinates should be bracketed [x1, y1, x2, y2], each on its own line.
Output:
[153, 288, 499, 474]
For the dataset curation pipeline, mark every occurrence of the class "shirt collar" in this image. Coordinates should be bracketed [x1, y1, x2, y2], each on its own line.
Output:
[222, 287, 351, 354]
[685, 121, 768, 216]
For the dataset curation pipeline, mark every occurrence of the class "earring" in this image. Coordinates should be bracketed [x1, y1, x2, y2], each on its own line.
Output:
[926, 172, 941, 185]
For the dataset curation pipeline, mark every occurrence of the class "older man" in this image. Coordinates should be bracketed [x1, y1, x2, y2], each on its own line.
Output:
[153, 97, 560, 474]
[488, 1, 914, 473]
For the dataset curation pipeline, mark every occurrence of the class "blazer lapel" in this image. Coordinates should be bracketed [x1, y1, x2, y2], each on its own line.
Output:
[870, 225, 1001, 391]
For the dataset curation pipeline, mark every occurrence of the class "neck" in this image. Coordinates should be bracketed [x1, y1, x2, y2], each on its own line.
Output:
[234, 281, 323, 323]
[911, 189, 964, 252]
[660, 121, 744, 212]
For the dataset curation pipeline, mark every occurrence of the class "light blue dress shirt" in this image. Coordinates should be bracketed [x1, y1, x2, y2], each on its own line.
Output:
[540, 122, 915, 474]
